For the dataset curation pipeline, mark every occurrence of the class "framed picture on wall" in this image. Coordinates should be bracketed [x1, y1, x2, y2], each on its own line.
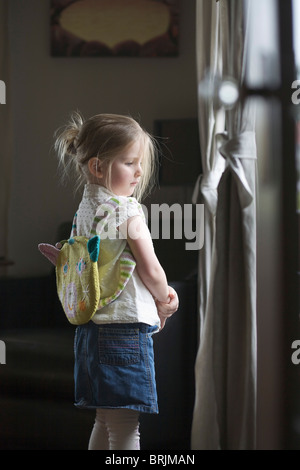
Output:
[50, 0, 180, 57]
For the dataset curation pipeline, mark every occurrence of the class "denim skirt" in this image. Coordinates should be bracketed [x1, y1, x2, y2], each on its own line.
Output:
[74, 321, 159, 414]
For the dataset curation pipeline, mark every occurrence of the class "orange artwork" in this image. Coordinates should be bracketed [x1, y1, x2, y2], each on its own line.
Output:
[51, 0, 180, 57]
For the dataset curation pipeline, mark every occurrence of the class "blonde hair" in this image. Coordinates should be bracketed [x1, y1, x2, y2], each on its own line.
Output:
[54, 111, 158, 201]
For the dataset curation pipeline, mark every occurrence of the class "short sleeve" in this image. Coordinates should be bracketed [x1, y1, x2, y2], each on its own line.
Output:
[114, 196, 145, 228]
[94, 196, 145, 238]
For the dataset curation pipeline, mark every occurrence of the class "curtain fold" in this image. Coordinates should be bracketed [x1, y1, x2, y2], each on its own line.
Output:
[192, 0, 225, 337]
[191, 0, 257, 449]
[0, 0, 12, 264]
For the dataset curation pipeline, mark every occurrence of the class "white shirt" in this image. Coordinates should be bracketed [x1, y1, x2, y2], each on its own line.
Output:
[73, 184, 160, 328]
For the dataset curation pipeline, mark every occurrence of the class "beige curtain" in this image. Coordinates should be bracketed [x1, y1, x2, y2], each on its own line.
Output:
[191, 0, 257, 449]
[0, 0, 12, 263]
[191, 0, 226, 336]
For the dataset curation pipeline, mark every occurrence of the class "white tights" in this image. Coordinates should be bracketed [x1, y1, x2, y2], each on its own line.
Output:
[88, 408, 140, 450]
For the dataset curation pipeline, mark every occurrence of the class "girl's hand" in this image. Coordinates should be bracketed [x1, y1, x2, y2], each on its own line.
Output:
[156, 286, 179, 330]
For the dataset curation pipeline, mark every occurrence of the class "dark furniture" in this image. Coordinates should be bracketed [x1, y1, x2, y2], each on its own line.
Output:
[0, 273, 197, 450]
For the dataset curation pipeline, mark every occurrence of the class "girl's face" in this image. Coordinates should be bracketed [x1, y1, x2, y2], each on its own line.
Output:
[108, 139, 143, 197]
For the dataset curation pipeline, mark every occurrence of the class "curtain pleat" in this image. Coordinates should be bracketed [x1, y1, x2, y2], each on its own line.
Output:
[191, 0, 257, 450]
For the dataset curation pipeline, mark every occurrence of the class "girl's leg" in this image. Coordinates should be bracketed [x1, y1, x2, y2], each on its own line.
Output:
[106, 408, 140, 450]
[88, 408, 140, 450]
[88, 409, 109, 450]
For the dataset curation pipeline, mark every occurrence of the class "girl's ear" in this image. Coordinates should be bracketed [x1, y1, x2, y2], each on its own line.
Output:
[88, 157, 103, 179]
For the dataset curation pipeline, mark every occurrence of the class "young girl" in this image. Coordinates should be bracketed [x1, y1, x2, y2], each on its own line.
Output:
[54, 111, 179, 451]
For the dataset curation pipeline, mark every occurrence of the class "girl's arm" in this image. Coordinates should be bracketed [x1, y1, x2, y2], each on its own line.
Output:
[119, 215, 170, 303]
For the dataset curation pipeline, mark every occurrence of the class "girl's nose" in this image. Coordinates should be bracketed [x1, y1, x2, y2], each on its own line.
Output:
[135, 163, 143, 177]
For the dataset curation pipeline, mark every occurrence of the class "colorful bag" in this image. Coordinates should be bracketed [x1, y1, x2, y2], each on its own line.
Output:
[38, 198, 136, 325]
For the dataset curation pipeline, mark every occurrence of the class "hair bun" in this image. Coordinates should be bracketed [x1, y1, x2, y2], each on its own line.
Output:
[66, 111, 84, 156]
[54, 110, 85, 188]
[55, 110, 84, 157]
[66, 132, 79, 156]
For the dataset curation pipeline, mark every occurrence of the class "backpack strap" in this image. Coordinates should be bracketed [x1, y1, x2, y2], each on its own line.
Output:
[70, 197, 122, 240]
[89, 197, 122, 238]
[90, 196, 137, 309]
[71, 213, 78, 237]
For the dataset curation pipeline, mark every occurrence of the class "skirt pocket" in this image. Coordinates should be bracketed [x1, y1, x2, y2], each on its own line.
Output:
[98, 326, 140, 366]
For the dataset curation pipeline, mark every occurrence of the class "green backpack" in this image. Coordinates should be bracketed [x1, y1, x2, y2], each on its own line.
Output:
[38, 198, 136, 325]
